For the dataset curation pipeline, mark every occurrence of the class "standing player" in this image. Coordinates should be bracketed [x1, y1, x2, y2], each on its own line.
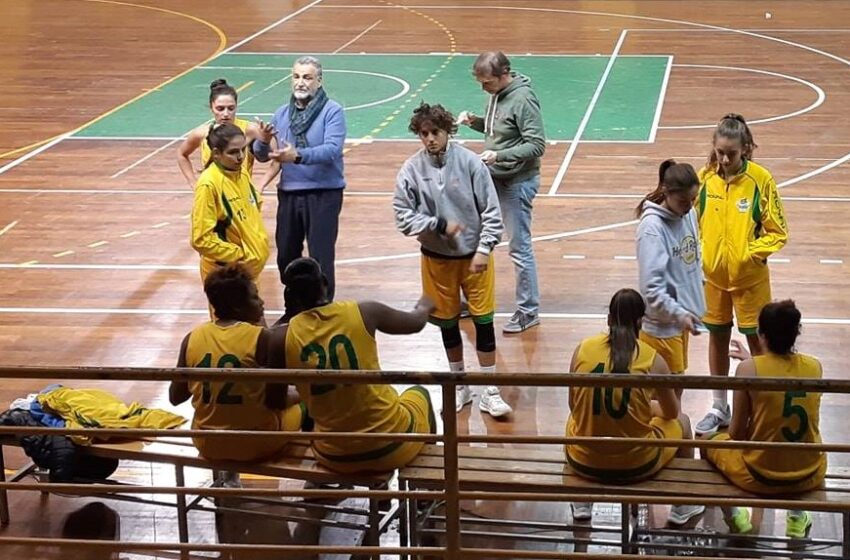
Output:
[636, 159, 706, 391]
[170, 263, 304, 474]
[393, 103, 510, 418]
[704, 300, 824, 538]
[277, 257, 438, 473]
[177, 78, 279, 191]
[565, 289, 702, 525]
[190, 123, 269, 292]
[695, 114, 789, 435]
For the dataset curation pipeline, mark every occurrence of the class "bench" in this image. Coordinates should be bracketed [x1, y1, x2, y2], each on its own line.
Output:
[0, 435, 397, 551]
[399, 444, 850, 557]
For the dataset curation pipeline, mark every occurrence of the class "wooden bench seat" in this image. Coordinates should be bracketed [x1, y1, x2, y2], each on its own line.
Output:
[0, 435, 396, 551]
[399, 444, 850, 557]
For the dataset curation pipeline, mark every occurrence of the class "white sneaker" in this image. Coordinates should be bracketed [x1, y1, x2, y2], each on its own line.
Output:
[456, 385, 473, 412]
[571, 502, 593, 521]
[668, 504, 706, 525]
[479, 386, 512, 417]
[695, 404, 731, 435]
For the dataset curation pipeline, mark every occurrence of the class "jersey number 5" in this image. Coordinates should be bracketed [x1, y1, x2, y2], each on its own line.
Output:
[781, 390, 809, 442]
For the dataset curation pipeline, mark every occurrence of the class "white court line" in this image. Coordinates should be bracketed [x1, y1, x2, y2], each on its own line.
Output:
[225, 0, 325, 52]
[4, 189, 850, 204]
[609, 28, 850, 33]
[659, 65, 826, 129]
[1, 306, 849, 325]
[647, 56, 673, 143]
[66, 136, 182, 141]
[562, 255, 586, 260]
[0, 1, 325, 176]
[338, 5, 850, 192]
[548, 30, 629, 195]
[768, 258, 791, 263]
[110, 138, 182, 179]
[333, 19, 382, 53]
[820, 259, 844, 265]
[583, 155, 837, 161]
[0, 136, 65, 175]
[225, 51, 665, 57]
[613, 255, 636, 260]
[0, 220, 18, 237]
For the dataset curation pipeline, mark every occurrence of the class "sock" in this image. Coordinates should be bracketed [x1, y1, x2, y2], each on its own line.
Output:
[479, 365, 497, 393]
[712, 390, 728, 409]
[788, 509, 806, 518]
[449, 361, 464, 373]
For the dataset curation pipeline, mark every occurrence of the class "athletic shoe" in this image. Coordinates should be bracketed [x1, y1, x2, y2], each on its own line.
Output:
[725, 507, 753, 534]
[786, 510, 813, 538]
[668, 504, 706, 525]
[571, 502, 593, 521]
[214, 470, 242, 488]
[695, 404, 731, 435]
[502, 311, 540, 334]
[479, 386, 512, 417]
[456, 385, 473, 412]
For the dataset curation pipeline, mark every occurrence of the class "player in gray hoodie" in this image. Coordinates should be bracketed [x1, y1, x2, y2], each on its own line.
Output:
[394, 103, 511, 418]
[636, 160, 707, 382]
[635, 159, 707, 526]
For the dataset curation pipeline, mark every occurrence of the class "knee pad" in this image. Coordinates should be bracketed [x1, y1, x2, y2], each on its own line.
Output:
[440, 323, 462, 349]
[475, 321, 496, 353]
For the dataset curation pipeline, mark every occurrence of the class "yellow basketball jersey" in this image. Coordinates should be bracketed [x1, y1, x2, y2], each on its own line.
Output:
[744, 352, 825, 483]
[185, 322, 282, 459]
[201, 117, 255, 177]
[284, 301, 412, 461]
[566, 333, 660, 471]
[191, 162, 269, 279]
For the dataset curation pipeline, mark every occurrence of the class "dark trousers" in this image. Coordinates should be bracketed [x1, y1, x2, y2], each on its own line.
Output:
[275, 188, 344, 300]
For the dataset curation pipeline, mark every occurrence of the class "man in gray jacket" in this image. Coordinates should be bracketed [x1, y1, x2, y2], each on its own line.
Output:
[394, 103, 511, 418]
[459, 51, 546, 334]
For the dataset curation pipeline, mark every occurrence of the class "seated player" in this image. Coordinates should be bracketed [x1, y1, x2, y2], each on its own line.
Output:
[565, 288, 702, 525]
[273, 257, 437, 473]
[170, 263, 304, 476]
[704, 300, 825, 538]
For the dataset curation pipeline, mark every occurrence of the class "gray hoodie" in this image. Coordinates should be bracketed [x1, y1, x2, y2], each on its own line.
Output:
[394, 143, 503, 257]
[469, 73, 546, 180]
[636, 202, 706, 338]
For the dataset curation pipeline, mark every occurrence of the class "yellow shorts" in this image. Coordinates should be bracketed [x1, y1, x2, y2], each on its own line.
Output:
[194, 402, 304, 462]
[421, 253, 495, 325]
[705, 433, 826, 494]
[703, 280, 770, 335]
[640, 330, 690, 373]
[316, 386, 437, 474]
[566, 417, 683, 482]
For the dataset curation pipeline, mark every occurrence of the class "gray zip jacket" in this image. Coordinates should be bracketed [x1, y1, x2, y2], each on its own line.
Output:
[636, 202, 706, 338]
[393, 143, 503, 257]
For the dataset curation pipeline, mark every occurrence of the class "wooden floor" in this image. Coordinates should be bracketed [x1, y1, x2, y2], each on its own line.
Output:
[2, 0, 850, 556]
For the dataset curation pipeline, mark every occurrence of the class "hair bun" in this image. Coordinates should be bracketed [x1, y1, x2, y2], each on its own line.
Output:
[210, 78, 229, 90]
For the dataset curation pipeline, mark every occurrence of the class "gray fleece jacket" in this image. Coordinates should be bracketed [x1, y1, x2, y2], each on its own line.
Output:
[393, 143, 503, 258]
[469, 73, 546, 180]
[636, 202, 706, 338]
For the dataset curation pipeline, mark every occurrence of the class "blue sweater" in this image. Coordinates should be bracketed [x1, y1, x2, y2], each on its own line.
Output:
[254, 97, 347, 192]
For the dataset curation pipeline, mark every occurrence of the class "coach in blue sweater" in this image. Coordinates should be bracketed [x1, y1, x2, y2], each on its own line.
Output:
[254, 55, 347, 301]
